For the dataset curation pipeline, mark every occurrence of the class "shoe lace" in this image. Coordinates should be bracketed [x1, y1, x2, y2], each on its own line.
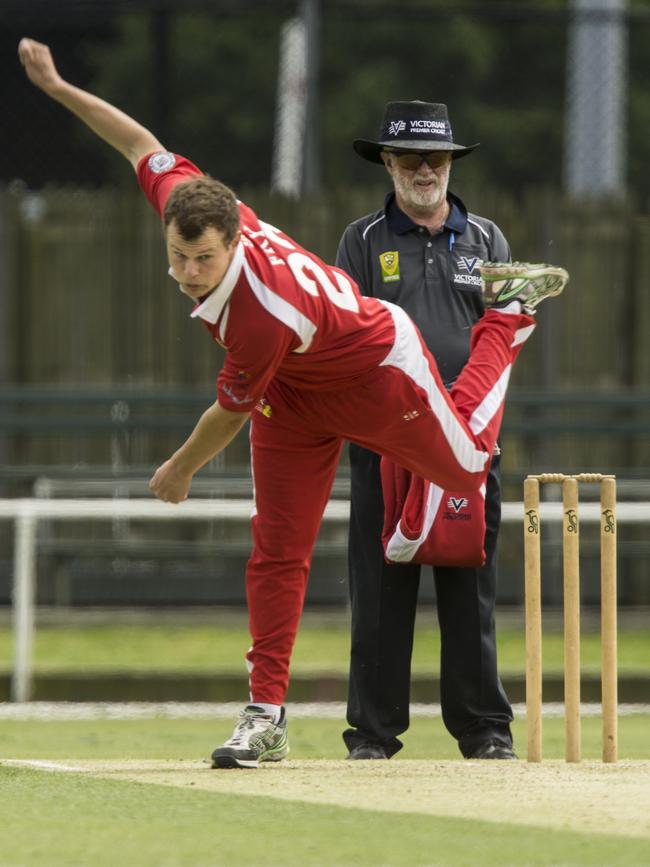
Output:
[227, 710, 272, 746]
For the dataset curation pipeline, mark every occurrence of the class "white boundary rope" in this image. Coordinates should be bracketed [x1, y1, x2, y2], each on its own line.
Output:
[0, 702, 648, 721]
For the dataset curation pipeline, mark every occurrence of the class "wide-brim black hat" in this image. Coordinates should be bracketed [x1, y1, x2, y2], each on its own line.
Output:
[354, 100, 479, 164]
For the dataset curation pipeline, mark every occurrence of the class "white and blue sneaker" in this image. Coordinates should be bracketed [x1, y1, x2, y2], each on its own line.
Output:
[211, 705, 289, 769]
[480, 261, 569, 313]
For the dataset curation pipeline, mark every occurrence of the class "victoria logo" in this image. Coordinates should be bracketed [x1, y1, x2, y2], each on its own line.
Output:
[447, 496, 469, 513]
[388, 120, 407, 136]
[457, 256, 481, 274]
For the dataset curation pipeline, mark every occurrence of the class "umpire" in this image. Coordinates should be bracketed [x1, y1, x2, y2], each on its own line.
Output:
[336, 101, 517, 760]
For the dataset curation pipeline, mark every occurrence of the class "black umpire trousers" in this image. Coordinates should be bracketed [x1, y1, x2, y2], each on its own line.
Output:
[343, 443, 514, 758]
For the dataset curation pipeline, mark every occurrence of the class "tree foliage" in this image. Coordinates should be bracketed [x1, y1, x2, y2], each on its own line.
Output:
[5, 1, 650, 203]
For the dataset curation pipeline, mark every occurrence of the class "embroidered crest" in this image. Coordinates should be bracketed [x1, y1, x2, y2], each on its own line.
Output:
[457, 256, 481, 274]
[147, 152, 177, 174]
[379, 251, 400, 283]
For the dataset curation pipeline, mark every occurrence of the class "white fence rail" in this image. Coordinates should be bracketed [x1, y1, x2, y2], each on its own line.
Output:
[2, 497, 649, 703]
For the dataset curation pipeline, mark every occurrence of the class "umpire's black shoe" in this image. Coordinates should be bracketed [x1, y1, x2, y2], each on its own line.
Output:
[346, 743, 388, 760]
[467, 740, 518, 760]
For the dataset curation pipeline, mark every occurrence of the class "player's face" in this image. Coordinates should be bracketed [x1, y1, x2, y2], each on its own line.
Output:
[382, 150, 452, 217]
[165, 221, 241, 301]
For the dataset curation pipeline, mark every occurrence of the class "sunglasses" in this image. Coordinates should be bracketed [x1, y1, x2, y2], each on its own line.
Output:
[385, 150, 451, 170]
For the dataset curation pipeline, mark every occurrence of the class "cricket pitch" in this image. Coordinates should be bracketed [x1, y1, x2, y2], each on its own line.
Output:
[5, 758, 650, 839]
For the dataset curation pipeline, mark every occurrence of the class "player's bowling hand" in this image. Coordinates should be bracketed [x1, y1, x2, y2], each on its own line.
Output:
[18, 38, 64, 94]
[149, 459, 192, 504]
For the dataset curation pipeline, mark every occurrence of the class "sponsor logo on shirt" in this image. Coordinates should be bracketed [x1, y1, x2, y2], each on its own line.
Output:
[220, 383, 253, 405]
[443, 496, 472, 521]
[147, 152, 177, 174]
[452, 256, 483, 287]
[379, 251, 400, 283]
[255, 398, 273, 418]
[457, 256, 481, 274]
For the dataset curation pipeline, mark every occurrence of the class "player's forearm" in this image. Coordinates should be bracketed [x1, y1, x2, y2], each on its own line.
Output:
[171, 402, 250, 476]
[19, 38, 161, 167]
[149, 402, 250, 502]
[49, 80, 161, 166]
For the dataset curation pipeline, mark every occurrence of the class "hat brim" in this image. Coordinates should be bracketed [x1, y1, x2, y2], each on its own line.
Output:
[353, 139, 480, 164]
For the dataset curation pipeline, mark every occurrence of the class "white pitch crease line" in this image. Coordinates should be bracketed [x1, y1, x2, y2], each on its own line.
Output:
[0, 702, 648, 721]
[2, 759, 85, 772]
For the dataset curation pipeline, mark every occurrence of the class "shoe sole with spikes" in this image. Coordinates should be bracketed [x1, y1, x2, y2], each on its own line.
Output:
[480, 261, 569, 313]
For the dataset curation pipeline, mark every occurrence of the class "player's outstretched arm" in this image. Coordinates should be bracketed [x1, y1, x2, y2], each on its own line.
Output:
[18, 37, 162, 169]
[149, 402, 251, 503]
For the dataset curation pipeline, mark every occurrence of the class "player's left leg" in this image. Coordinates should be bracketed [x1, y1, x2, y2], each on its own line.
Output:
[211, 382, 343, 769]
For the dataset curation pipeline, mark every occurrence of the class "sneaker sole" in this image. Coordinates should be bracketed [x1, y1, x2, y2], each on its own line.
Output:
[210, 745, 289, 770]
[211, 754, 259, 769]
[481, 263, 569, 309]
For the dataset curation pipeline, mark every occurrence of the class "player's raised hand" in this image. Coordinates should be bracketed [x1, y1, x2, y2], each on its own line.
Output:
[18, 36, 163, 167]
[18, 38, 64, 95]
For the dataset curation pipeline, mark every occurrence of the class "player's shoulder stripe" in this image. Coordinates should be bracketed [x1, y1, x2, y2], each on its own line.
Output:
[467, 217, 490, 240]
[218, 303, 230, 345]
[241, 259, 317, 353]
[362, 214, 386, 240]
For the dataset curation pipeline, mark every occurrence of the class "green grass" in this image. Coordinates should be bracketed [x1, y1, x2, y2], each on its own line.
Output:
[1, 616, 647, 866]
[1, 621, 648, 674]
[3, 763, 648, 867]
[1, 716, 650, 761]
[1, 717, 650, 866]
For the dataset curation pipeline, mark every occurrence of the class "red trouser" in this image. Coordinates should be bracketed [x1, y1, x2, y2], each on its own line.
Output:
[246, 305, 535, 703]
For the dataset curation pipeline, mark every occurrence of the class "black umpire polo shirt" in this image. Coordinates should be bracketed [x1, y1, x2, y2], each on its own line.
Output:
[336, 191, 510, 386]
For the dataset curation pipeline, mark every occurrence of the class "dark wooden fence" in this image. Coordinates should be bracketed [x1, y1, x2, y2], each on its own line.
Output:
[2, 183, 649, 479]
[1, 184, 649, 607]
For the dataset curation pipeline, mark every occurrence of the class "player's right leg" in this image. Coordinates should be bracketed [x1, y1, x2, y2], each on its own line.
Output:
[377, 262, 568, 486]
[211, 383, 342, 769]
[335, 301, 536, 493]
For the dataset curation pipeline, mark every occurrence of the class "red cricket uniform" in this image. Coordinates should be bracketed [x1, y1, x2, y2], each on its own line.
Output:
[138, 151, 535, 704]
